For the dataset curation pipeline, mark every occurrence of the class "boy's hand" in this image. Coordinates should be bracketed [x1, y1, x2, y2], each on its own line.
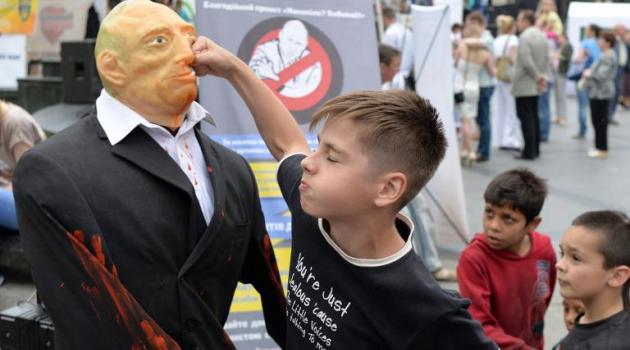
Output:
[192, 36, 240, 79]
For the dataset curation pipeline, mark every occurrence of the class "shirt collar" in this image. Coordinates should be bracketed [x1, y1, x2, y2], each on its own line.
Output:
[95, 89, 215, 146]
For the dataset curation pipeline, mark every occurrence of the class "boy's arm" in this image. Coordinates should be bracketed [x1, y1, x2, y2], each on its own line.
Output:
[192, 36, 310, 161]
[239, 160, 287, 347]
[405, 305, 498, 350]
[457, 252, 534, 350]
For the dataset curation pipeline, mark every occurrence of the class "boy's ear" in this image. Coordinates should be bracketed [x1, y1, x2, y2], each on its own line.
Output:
[607, 265, 630, 288]
[374, 172, 407, 208]
[526, 216, 542, 232]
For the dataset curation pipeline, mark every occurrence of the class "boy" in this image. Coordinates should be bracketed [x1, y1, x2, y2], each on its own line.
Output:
[556, 210, 630, 350]
[550, 297, 585, 349]
[457, 168, 556, 350]
[193, 38, 497, 349]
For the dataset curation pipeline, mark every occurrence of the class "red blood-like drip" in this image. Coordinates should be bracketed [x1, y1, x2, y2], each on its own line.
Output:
[262, 234, 287, 308]
[223, 331, 236, 350]
[65, 231, 181, 349]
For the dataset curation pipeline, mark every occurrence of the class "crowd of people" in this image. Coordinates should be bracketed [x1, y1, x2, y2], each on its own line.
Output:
[449, 1, 628, 162]
[380, 0, 630, 163]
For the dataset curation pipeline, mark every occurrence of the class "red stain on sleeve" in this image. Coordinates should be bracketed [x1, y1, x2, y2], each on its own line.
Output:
[72, 229, 85, 243]
[66, 231, 181, 350]
[91, 235, 106, 267]
[207, 166, 213, 173]
[262, 234, 287, 308]
[223, 331, 236, 350]
[139, 320, 169, 350]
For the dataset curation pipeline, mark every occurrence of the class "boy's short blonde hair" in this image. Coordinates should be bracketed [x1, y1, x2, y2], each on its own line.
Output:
[309, 90, 447, 208]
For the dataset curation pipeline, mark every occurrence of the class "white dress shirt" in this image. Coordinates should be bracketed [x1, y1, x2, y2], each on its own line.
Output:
[96, 89, 215, 224]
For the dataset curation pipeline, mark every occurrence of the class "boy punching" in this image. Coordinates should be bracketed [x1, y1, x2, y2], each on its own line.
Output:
[193, 37, 497, 349]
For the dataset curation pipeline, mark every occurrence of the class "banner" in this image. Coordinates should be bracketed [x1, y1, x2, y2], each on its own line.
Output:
[411, 5, 470, 247]
[432, 0, 462, 25]
[196, 0, 379, 348]
[0, 0, 38, 35]
[26, 0, 91, 61]
[0, 34, 27, 89]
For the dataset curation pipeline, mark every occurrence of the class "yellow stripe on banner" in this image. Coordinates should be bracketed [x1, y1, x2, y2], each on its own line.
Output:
[0, 0, 38, 35]
[250, 162, 281, 198]
[229, 245, 291, 313]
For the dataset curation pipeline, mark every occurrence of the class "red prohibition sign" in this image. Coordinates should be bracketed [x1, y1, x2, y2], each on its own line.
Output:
[253, 30, 332, 111]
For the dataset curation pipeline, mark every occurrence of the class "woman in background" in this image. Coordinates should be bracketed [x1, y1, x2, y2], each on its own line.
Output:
[492, 15, 521, 152]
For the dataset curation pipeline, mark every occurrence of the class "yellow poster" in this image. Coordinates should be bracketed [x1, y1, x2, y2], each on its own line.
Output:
[0, 0, 38, 35]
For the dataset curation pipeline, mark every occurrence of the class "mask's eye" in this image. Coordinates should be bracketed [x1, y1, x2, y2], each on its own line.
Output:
[151, 35, 168, 45]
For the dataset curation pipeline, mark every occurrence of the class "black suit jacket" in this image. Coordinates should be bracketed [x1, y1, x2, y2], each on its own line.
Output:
[13, 112, 286, 349]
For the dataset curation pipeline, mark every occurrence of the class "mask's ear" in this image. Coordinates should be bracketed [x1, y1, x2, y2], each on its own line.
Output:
[97, 50, 125, 91]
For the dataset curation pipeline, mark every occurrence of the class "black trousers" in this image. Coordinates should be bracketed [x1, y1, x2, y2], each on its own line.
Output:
[515, 96, 540, 159]
[590, 99, 609, 151]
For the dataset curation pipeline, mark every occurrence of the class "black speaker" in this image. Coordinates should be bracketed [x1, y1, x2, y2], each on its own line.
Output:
[61, 40, 102, 104]
[0, 304, 55, 350]
[17, 77, 63, 114]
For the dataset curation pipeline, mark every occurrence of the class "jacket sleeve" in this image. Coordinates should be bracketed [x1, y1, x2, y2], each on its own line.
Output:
[13, 149, 180, 350]
[457, 251, 531, 350]
[239, 161, 287, 348]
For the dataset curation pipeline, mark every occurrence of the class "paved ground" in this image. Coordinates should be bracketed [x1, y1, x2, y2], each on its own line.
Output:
[1, 96, 629, 349]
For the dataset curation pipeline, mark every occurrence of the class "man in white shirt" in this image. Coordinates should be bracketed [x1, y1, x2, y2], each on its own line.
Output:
[382, 6, 414, 90]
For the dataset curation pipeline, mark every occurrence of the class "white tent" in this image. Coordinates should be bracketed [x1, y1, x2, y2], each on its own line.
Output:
[567, 2, 630, 53]
[411, 5, 470, 248]
[432, 0, 463, 25]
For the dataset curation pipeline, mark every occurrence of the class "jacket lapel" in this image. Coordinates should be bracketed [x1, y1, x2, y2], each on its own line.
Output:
[178, 129, 227, 277]
[108, 126, 195, 199]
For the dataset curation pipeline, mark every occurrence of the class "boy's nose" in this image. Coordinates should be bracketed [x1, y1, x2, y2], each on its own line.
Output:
[555, 258, 566, 272]
[301, 155, 315, 174]
[487, 218, 501, 232]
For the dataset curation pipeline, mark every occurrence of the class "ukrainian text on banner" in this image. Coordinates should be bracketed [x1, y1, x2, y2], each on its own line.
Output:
[195, 1, 380, 348]
[0, 34, 27, 89]
[0, 0, 38, 35]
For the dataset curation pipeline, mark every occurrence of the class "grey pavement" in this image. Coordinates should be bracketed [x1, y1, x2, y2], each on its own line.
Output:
[1, 95, 629, 349]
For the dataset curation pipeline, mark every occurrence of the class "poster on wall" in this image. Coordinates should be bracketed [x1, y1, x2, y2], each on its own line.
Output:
[0, 34, 27, 89]
[0, 0, 38, 35]
[195, 0, 380, 348]
[26, 0, 91, 60]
